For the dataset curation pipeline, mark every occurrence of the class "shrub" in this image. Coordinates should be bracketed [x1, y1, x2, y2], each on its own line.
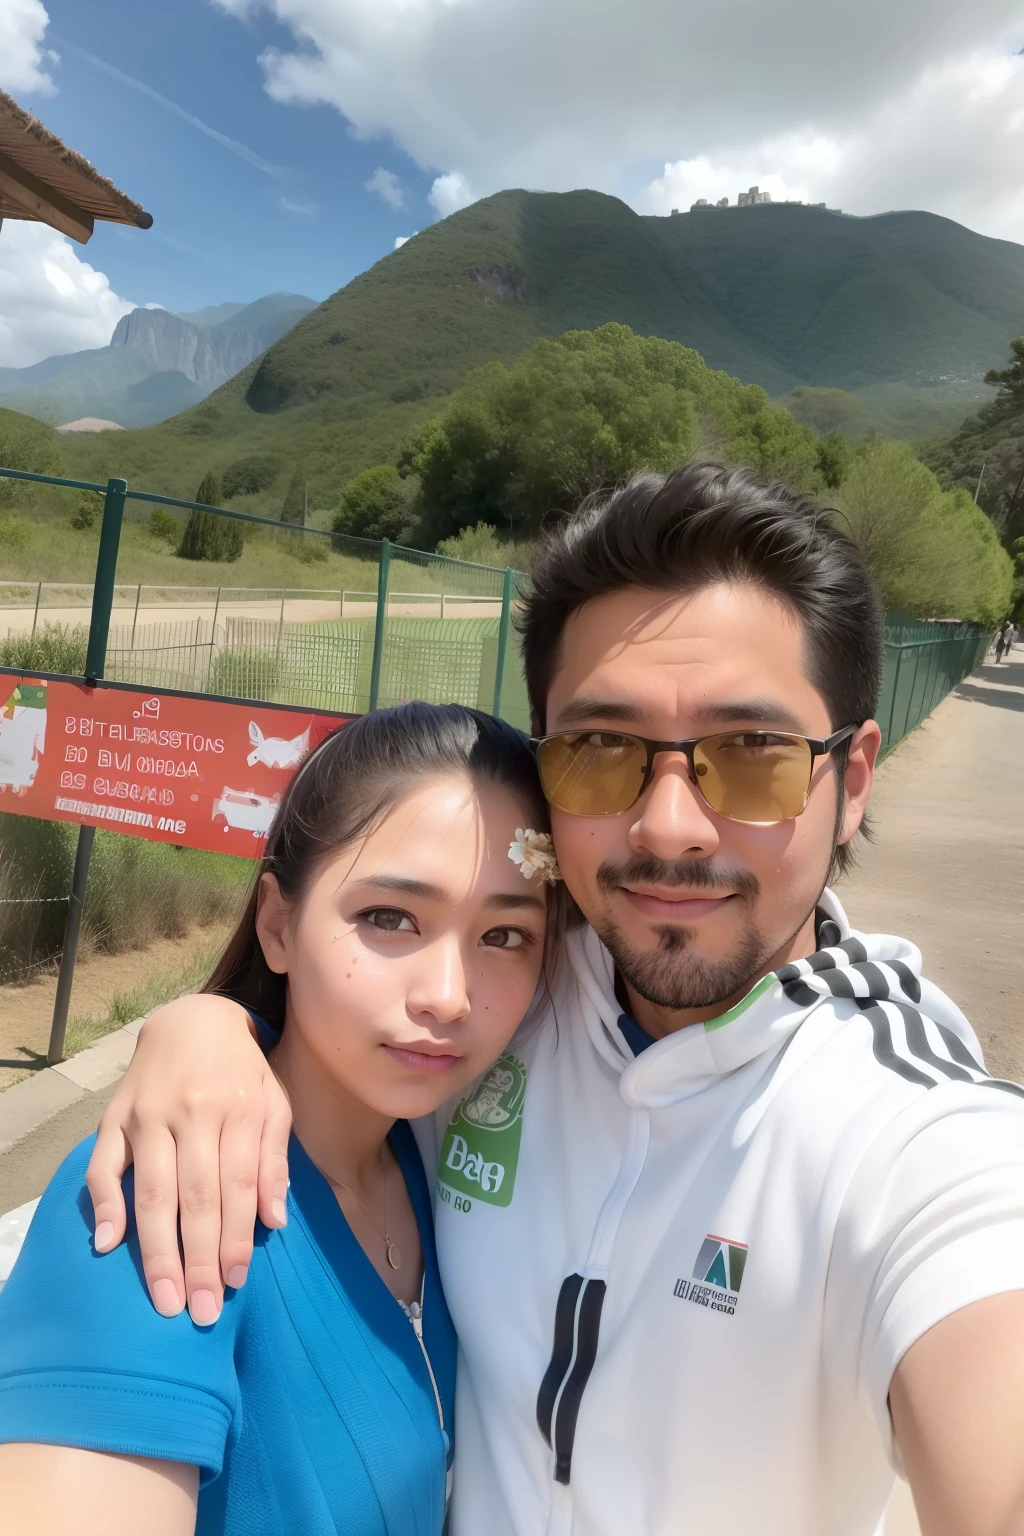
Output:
[0, 510, 30, 557]
[148, 508, 179, 543]
[333, 465, 411, 542]
[435, 521, 532, 569]
[210, 645, 283, 702]
[0, 812, 246, 984]
[0, 622, 87, 674]
[222, 454, 281, 498]
[70, 490, 103, 530]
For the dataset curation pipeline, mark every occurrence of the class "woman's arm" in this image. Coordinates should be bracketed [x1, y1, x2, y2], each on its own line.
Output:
[0, 1444, 198, 1536]
[85, 993, 292, 1321]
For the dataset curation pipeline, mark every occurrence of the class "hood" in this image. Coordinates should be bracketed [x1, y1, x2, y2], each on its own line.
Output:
[561, 889, 981, 1110]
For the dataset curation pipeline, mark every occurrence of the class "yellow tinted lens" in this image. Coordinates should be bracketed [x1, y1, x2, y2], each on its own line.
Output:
[693, 732, 812, 822]
[538, 733, 648, 815]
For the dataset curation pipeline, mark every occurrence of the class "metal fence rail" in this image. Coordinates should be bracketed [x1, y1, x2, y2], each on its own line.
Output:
[879, 614, 992, 756]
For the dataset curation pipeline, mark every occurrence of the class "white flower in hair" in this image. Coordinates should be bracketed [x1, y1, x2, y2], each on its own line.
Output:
[508, 828, 561, 886]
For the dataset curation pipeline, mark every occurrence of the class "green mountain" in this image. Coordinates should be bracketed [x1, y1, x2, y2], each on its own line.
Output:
[56, 189, 1024, 507]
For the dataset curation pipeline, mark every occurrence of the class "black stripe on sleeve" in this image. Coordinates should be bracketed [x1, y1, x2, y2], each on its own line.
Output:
[891, 1002, 976, 1085]
[934, 1023, 985, 1074]
[888, 960, 922, 1004]
[837, 937, 869, 963]
[536, 1273, 584, 1448]
[857, 1001, 937, 1088]
[852, 961, 891, 999]
[781, 978, 822, 1007]
[553, 1279, 607, 1485]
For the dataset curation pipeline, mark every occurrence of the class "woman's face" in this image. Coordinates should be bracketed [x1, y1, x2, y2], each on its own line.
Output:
[256, 772, 548, 1121]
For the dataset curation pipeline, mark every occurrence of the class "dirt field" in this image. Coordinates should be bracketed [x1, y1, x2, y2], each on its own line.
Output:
[0, 924, 230, 1090]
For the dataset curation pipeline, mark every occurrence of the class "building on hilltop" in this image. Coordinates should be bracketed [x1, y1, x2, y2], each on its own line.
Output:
[737, 185, 772, 206]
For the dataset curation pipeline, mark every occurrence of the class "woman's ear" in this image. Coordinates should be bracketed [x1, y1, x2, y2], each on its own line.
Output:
[255, 873, 293, 975]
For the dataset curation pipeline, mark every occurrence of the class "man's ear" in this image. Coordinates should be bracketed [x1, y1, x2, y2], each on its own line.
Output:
[838, 719, 882, 847]
[255, 872, 293, 975]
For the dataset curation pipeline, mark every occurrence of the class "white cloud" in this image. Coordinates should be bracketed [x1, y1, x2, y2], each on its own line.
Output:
[365, 167, 405, 210]
[281, 196, 317, 215]
[0, 223, 135, 367]
[428, 172, 475, 218]
[211, 0, 1024, 240]
[0, 0, 57, 95]
[394, 232, 419, 249]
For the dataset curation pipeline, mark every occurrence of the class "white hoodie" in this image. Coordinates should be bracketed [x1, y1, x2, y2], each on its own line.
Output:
[415, 891, 1024, 1536]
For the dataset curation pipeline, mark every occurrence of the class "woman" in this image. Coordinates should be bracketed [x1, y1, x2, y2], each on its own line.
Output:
[0, 703, 557, 1536]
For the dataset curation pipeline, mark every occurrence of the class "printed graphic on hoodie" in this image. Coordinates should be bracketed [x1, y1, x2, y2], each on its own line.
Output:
[438, 1053, 527, 1208]
[673, 1234, 748, 1315]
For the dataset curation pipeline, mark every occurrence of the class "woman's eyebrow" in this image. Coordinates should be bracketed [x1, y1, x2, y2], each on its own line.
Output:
[487, 891, 547, 913]
[350, 874, 447, 901]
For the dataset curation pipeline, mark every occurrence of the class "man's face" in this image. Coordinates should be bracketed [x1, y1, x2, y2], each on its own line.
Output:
[544, 581, 878, 1032]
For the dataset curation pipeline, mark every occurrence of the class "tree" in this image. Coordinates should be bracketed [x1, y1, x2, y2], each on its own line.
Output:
[333, 465, 411, 542]
[406, 323, 825, 545]
[984, 336, 1024, 417]
[280, 468, 307, 526]
[70, 491, 103, 530]
[177, 472, 242, 562]
[838, 442, 1011, 626]
[815, 432, 852, 490]
[148, 509, 179, 543]
[222, 454, 281, 498]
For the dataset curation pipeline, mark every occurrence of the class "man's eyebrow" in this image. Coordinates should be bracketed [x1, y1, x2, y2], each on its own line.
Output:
[552, 697, 652, 729]
[551, 696, 809, 734]
[688, 699, 808, 732]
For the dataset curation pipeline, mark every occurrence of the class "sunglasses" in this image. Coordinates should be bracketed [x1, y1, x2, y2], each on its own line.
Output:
[532, 725, 859, 824]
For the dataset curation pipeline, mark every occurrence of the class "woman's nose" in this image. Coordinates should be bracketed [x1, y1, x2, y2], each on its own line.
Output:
[407, 938, 472, 1026]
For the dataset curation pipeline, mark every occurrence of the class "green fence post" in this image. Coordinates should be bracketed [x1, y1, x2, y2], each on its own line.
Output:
[48, 476, 127, 1064]
[31, 580, 42, 637]
[368, 539, 391, 711]
[492, 567, 513, 719]
[85, 477, 127, 682]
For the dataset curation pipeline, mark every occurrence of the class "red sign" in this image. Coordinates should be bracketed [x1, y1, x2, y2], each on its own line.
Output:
[0, 672, 351, 858]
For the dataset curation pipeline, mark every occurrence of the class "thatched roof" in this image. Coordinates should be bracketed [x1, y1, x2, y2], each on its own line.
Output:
[0, 90, 153, 243]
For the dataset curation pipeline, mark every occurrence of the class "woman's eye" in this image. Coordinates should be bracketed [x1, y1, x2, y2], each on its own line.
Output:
[480, 927, 526, 949]
[361, 908, 417, 933]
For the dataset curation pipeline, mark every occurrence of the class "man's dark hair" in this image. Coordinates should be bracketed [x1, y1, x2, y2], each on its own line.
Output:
[519, 461, 884, 877]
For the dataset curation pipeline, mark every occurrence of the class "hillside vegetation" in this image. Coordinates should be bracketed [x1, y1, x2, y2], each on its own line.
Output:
[52, 190, 1024, 507]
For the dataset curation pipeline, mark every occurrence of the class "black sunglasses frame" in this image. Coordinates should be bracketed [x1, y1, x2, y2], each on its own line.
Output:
[530, 724, 860, 819]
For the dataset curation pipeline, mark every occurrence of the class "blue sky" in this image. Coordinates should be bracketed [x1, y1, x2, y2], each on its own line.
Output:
[2, 0, 1023, 367]
[28, 0, 431, 312]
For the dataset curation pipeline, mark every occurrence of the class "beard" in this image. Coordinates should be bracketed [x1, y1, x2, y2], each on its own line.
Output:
[593, 854, 776, 1012]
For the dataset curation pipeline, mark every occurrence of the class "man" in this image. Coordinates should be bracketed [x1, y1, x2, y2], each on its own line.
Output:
[86, 463, 1024, 1534]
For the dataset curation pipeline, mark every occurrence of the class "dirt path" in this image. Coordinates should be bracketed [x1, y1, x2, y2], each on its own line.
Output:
[837, 653, 1024, 1084]
[0, 925, 230, 1090]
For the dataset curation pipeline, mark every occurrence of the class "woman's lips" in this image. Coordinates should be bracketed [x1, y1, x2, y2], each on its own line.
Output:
[382, 1044, 463, 1075]
[621, 890, 736, 922]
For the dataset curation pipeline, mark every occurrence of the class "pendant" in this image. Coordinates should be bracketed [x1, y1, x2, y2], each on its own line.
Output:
[386, 1240, 402, 1270]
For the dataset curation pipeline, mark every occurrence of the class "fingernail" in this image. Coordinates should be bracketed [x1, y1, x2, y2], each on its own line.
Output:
[152, 1277, 181, 1316]
[271, 1198, 288, 1226]
[94, 1221, 114, 1252]
[189, 1289, 220, 1326]
[226, 1264, 248, 1290]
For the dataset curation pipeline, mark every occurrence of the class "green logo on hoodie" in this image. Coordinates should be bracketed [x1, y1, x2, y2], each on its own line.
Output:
[438, 1052, 526, 1208]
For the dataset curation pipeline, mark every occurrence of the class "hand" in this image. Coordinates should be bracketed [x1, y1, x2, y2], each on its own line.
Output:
[85, 994, 292, 1325]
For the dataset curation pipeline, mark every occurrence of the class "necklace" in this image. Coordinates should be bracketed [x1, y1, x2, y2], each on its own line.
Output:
[325, 1145, 402, 1271]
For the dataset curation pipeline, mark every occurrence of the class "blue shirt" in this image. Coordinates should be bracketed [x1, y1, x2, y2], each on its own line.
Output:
[0, 1122, 455, 1536]
[617, 1012, 656, 1056]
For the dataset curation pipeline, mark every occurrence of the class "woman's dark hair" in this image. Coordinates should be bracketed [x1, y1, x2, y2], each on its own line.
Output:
[204, 702, 553, 1032]
[519, 461, 884, 877]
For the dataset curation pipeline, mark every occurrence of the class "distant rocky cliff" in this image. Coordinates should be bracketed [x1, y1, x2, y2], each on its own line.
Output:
[110, 297, 314, 390]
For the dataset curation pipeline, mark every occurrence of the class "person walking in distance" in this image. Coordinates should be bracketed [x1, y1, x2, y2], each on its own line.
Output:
[81, 464, 1024, 1536]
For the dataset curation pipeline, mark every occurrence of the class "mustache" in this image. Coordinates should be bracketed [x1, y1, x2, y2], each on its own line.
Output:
[596, 855, 760, 900]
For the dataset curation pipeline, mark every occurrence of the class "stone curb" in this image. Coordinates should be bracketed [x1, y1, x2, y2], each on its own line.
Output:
[0, 1017, 145, 1158]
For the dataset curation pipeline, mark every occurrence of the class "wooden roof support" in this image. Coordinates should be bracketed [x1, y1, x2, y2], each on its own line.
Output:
[0, 148, 94, 243]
